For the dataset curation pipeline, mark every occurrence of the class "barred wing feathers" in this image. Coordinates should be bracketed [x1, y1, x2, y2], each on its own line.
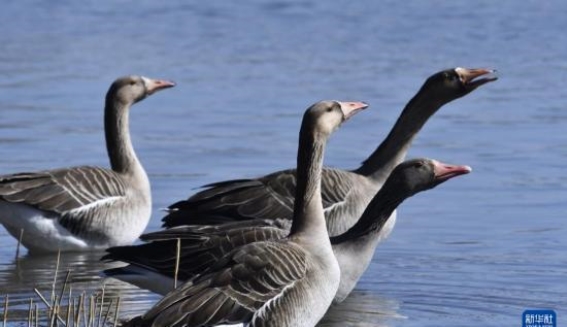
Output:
[103, 220, 290, 281]
[0, 166, 127, 237]
[131, 241, 308, 327]
[163, 167, 356, 228]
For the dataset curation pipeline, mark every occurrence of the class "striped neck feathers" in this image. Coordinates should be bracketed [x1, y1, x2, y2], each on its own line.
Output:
[105, 97, 140, 175]
[355, 85, 445, 182]
[289, 130, 327, 237]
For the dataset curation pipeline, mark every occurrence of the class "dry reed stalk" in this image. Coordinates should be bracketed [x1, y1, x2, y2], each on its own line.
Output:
[57, 270, 72, 309]
[51, 250, 61, 305]
[97, 285, 106, 327]
[101, 298, 112, 327]
[82, 293, 89, 327]
[28, 298, 33, 327]
[15, 228, 24, 261]
[112, 297, 121, 327]
[3, 294, 8, 327]
[49, 295, 59, 327]
[34, 288, 66, 325]
[89, 295, 95, 327]
[174, 238, 181, 289]
[75, 293, 84, 327]
[69, 287, 74, 327]
[66, 297, 72, 327]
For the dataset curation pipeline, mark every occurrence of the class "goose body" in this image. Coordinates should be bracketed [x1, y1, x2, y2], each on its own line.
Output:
[121, 100, 368, 327]
[0, 76, 175, 253]
[163, 67, 496, 240]
[105, 67, 496, 302]
[105, 159, 471, 302]
[329, 159, 472, 301]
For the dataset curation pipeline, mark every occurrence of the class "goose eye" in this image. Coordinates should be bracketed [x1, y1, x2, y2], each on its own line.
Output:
[130, 81, 136, 86]
[326, 107, 333, 112]
[414, 161, 424, 168]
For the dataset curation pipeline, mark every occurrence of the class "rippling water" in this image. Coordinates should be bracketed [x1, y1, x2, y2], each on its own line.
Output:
[1, 0, 566, 326]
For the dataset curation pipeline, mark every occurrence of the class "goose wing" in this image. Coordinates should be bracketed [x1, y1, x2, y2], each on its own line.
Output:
[131, 241, 308, 327]
[0, 166, 127, 236]
[103, 220, 290, 281]
[163, 167, 356, 228]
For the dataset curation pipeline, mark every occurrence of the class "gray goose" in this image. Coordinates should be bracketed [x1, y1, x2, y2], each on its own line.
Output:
[121, 100, 368, 327]
[0, 76, 174, 254]
[104, 159, 471, 302]
[162, 67, 496, 239]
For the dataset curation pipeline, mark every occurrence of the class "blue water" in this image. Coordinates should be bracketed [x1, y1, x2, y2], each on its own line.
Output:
[0, 0, 566, 326]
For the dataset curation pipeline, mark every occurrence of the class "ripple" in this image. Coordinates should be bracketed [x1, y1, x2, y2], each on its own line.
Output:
[320, 291, 404, 327]
[1, 1, 567, 326]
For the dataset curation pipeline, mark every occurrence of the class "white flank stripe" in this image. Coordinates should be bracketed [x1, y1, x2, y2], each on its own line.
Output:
[253, 281, 296, 322]
[323, 200, 345, 213]
[67, 196, 123, 214]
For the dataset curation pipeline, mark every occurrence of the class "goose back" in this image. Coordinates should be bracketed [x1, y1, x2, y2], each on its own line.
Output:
[162, 67, 496, 238]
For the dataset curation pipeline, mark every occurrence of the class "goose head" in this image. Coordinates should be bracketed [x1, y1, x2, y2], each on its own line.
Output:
[107, 75, 176, 105]
[387, 158, 472, 196]
[423, 67, 497, 102]
[304, 100, 369, 136]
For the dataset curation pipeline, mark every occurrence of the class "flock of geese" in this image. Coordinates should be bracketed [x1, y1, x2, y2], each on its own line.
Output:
[0, 67, 497, 326]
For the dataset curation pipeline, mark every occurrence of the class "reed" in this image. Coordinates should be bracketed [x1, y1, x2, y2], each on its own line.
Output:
[2, 295, 8, 327]
[1, 258, 122, 327]
[15, 229, 23, 262]
[174, 238, 181, 289]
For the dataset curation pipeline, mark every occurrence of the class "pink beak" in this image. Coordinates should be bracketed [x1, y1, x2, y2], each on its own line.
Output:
[143, 77, 176, 95]
[433, 160, 472, 181]
[337, 101, 369, 120]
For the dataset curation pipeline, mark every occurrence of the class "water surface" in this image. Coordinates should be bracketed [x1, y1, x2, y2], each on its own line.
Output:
[0, 1, 566, 326]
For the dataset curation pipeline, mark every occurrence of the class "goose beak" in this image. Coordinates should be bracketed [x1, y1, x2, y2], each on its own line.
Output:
[338, 101, 369, 120]
[433, 161, 472, 182]
[455, 67, 498, 91]
[142, 77, 176, 95]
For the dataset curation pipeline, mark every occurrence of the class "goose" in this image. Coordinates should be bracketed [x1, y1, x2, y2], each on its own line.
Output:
[0, 75, 175, 254]
[162, 67, 495, 240]
[121, 100, 368, 327]
[104, 158, 471, 302]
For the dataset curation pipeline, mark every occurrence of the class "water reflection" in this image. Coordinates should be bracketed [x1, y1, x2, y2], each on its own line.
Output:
[0, 252, 157, 324]
[1, 0, 567, 325]
[1, 251, 407, 326]
[319, 290, 404, 327]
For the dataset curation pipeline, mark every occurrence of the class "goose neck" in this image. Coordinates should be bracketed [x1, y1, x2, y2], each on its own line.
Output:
[104, 97, 141, 175]
[289, 130, 327, 237]
[330, 184, 404, 244]
[356, 90, 444, 183]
